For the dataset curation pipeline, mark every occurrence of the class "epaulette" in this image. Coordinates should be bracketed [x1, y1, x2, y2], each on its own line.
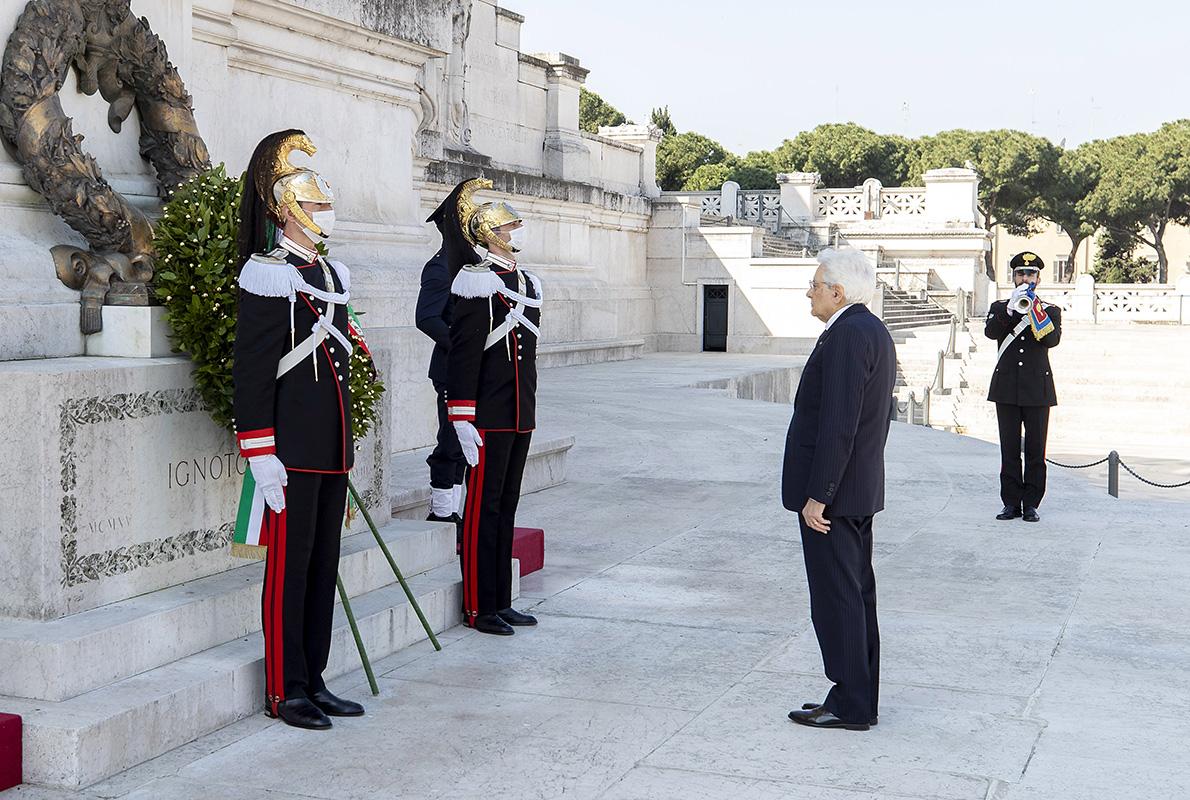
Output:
[238, 252, 305, 298]
[451, 261, 505, 299]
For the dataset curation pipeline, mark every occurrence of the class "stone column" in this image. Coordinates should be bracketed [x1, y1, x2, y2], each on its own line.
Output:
[720, 181, 740, 220]
[541, 52, 591, 183]
[598, 123, 663, 197]
[923, 168, 979, 225]
[1072, 273, 1097, 323]
[777, 172, 819, 221]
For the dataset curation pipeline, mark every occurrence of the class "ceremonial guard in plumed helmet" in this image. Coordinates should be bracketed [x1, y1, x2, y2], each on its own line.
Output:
[232, 130, 365, 728]
[442, 179, 542, 636]
[984, 251, 1063, 523]
[417, 182, 481, 539]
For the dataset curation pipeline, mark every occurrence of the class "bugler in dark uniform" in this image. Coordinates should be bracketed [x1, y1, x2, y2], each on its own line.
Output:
[232, 130, 365, 729]
[984, 251, 1062, 523]
[442, 178, 542, 636]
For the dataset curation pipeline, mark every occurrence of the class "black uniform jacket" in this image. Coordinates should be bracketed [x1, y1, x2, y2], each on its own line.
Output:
[782, 304, 897, 517]
[984, 299, 1062, 407]
[445, 257, 541, 432]
[232, 247, 354, 473]
[415, 249, 454, 384]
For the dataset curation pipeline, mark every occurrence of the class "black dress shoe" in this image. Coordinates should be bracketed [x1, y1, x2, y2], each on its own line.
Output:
[497, 607, 538, 626]
[473, 613, 515, 636]
[1022, 506, 1040, 522]
[271, 698, 332, 730]
[788, 706, 870, 731]
[996, 505, 1022, 520]
[309, 689, 365, 717]
[801, 702, 877, 726]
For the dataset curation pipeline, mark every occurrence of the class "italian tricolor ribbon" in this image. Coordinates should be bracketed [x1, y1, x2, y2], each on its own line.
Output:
[231, 464, 272, 559]
[1026, 289, 1054, 341]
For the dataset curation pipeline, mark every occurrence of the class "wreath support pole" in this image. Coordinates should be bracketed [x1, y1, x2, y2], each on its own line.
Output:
[336, 573, 380, 696]
[348, 480, 442, 652]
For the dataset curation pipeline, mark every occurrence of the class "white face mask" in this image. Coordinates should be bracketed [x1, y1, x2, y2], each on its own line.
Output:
[507, 226, 526, 253]
[304, 209, 335, 240]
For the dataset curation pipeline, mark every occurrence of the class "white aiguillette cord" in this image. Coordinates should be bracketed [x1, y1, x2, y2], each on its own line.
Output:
[484, 281, 542, 351]
[276, 259, 353, 379]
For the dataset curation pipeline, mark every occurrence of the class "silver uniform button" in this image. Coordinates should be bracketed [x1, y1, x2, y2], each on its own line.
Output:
[335, 362, 340, 367]
[1019, 348, 1024, 353]
[338, 374, 343, 381]
[1018, 361, 1023, 366]
[330, 347, 335, 353]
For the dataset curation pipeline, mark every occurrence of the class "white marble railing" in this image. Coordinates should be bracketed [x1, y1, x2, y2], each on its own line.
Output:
[1095, 284, 1179, 320]
[815, 189, 863, 219]
[880, 188, 926, 216]
[738, 190, 781, 225]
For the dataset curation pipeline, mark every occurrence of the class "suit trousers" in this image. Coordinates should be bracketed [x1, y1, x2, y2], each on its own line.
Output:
[799, 513, 880, 723]
[261, 470, 348, 712]
[461, 430, 532, 621]
[995, 403, 1050, 509]
[427, 381, 468, 490]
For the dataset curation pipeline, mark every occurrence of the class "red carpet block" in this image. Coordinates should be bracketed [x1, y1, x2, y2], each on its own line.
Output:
[0, 713, 20, 791]
[512, 527, 544, 576]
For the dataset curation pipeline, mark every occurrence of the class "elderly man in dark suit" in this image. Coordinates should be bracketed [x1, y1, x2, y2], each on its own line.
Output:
[783, 247, 897, 732]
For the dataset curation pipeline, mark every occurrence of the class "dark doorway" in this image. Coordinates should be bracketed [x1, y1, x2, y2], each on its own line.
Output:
[702, 284, 728, 352]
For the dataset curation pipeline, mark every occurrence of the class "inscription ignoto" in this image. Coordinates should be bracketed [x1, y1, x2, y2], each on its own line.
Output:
[59, 389, 235, 587]
[168, 452, 247, 489]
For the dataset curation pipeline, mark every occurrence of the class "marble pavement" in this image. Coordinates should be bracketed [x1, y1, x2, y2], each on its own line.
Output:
[4, 353, 1189, 799]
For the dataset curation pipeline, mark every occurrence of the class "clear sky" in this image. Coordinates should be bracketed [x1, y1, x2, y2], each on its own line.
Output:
[505, 0, 1189, 155]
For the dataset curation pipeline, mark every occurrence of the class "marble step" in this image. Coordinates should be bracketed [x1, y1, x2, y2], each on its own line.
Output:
[537, 338, 644, 369]
[390, 434, 574, 519]
[7, 560, 478, 790]
[0, 519, 456, 703]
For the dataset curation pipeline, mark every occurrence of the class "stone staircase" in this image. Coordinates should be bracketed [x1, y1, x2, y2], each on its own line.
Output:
[889, 323, 976, 429]
[0, 433, 574, 790]
[0, 518, 466, 789]
[880, 286, 956, 331]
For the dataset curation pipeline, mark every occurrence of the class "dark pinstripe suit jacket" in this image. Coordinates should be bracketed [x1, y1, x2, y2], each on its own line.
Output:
[782, 304, 897, 517]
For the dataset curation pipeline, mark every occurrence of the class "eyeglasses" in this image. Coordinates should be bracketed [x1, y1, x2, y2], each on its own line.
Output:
[808, 280, 831, 291]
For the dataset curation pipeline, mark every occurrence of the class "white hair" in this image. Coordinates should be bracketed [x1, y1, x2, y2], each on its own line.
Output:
[817, 247, 876, 305]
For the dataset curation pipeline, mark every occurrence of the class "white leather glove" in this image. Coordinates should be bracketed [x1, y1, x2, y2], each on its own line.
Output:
[249, 455, 288, 513]
[453, 421, 483, 467]
[1007, 283, 1030, 315]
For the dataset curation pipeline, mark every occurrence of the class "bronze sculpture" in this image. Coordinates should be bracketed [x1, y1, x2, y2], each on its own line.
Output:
[0, 0, 210, 333]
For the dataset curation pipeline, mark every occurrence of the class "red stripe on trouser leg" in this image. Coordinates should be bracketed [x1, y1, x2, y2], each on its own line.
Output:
[262, 511, 275, 712]
[262, 504, 288, 715]
[273, 507, 287, 710]
[462, 439, 486, 625]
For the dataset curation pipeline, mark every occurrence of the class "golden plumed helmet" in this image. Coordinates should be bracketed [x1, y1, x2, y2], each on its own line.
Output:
[256, 132, 335, 238]
[457, 178, 524, 252]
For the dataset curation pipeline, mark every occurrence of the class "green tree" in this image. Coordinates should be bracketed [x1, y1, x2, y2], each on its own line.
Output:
[913, 129, 1060, 277]
[578, 87, 629, 134]
[1039, 143, 1100, 272]
[769, 123, 915, 187]
[650, 106, 676, 137]
[656, 131, 728, 191]
[1090, 227, 1157, 283]
[1076, 121, 1190, 283]
[681, 159, 778, 191]
[683, 162, 733, 191]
